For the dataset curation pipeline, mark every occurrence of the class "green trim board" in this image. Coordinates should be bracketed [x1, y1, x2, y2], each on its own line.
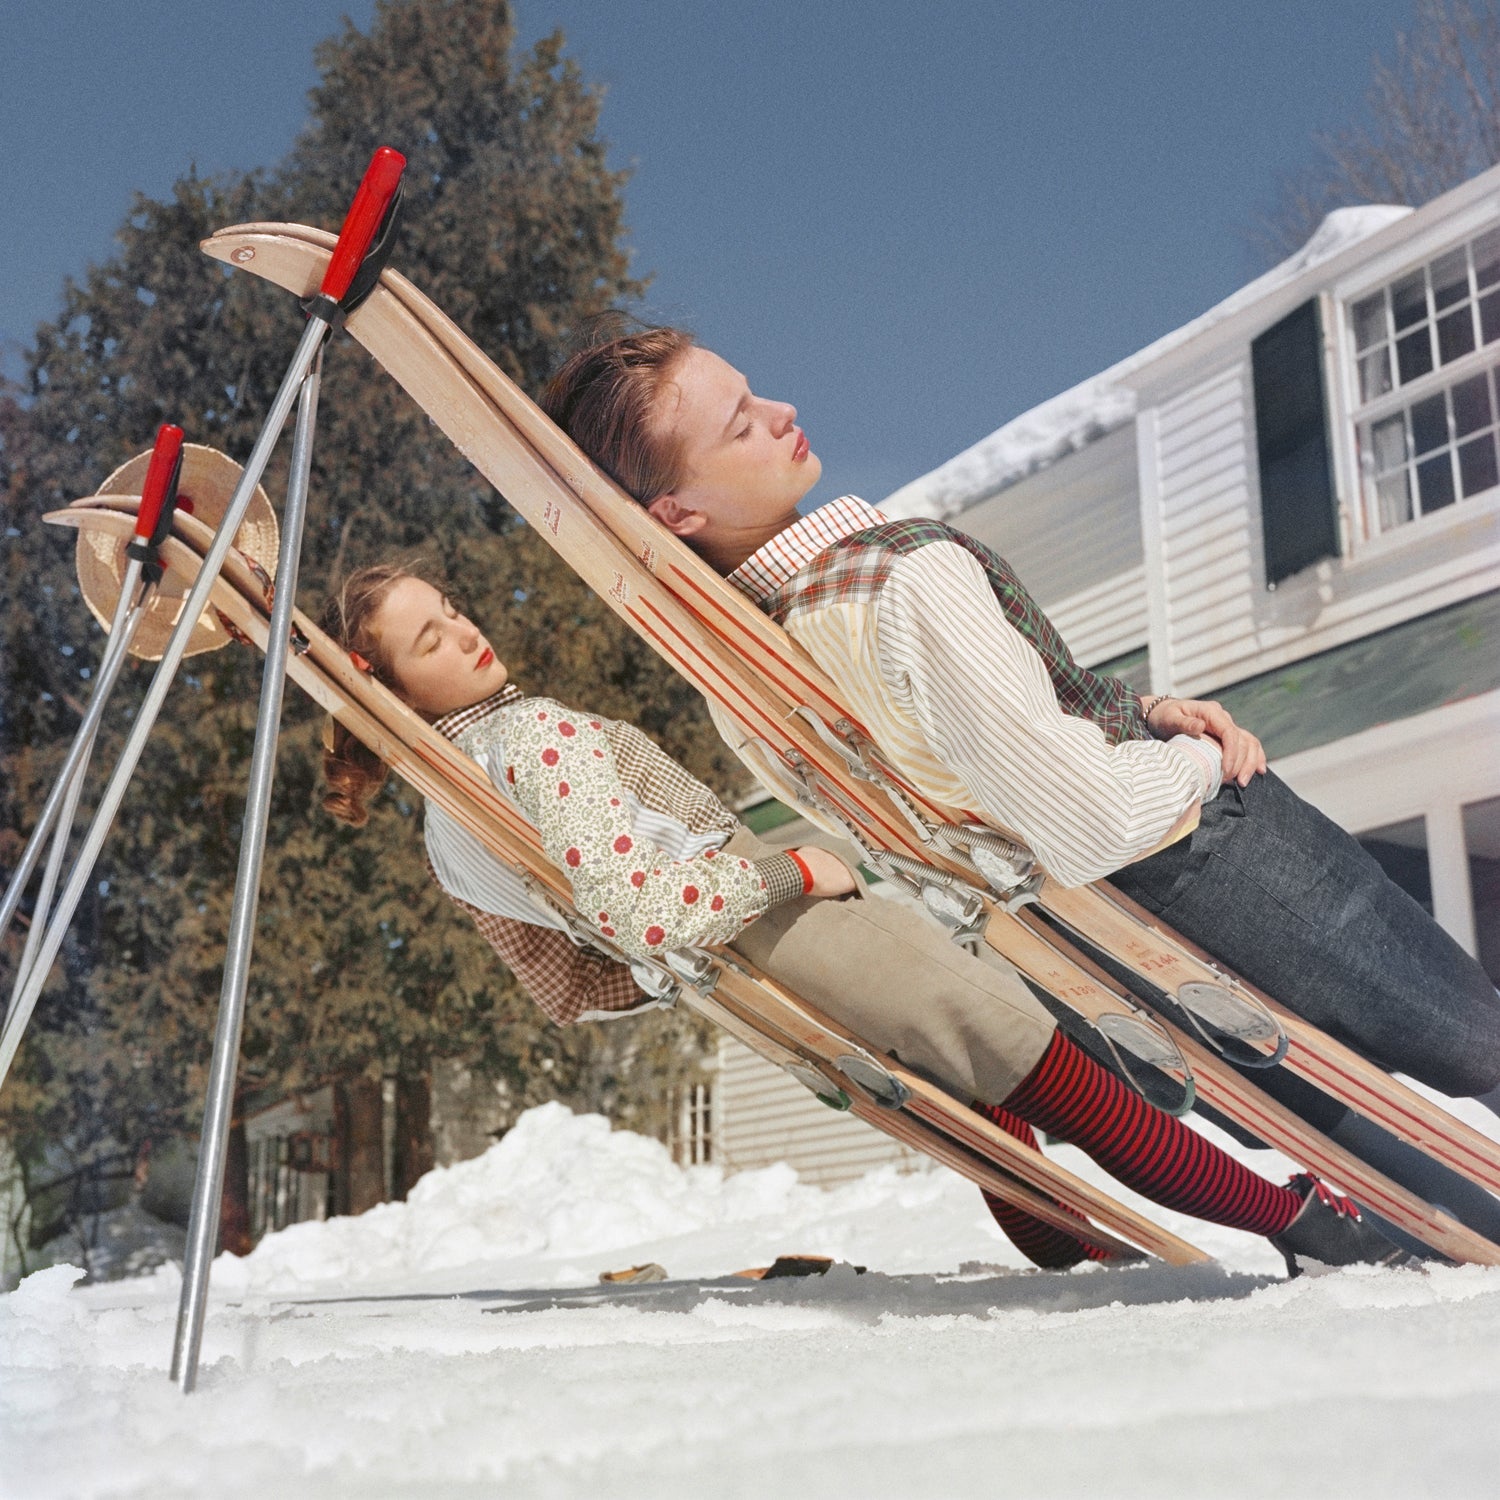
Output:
[1211, 590, 1500, 761]
[738, 796, 804, 835]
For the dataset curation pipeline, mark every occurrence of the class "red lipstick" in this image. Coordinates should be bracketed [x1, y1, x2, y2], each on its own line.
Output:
[476, 646, 494, 671]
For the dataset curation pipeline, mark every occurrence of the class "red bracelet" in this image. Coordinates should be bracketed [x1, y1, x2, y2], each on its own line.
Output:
[785, 848, 815, 896]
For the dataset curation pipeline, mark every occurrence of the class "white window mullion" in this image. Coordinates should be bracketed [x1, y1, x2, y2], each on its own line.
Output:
[1428, 799, 1479, 956]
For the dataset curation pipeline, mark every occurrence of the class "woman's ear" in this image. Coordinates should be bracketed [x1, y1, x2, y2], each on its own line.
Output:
[646, 492, 707, 538]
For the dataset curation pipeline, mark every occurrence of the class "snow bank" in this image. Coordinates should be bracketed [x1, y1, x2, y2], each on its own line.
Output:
[201, 1102, 998, 1296]
[6, 1104, 1500, 1499]
[881, 205, 1413, 521]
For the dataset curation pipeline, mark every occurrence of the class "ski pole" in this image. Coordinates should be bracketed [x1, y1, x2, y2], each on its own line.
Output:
[0, 148, 405, 1100]
[167, 146, 406, 1393]
[1, 425, 184, 1004]
[171, 348, 322, 1391]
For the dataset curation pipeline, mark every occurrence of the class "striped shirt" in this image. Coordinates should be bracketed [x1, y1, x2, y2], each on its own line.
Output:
[721, 498, 1221, 889]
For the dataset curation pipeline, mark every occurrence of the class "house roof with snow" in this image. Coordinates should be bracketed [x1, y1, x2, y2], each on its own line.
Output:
[880, 204, 1413, 522]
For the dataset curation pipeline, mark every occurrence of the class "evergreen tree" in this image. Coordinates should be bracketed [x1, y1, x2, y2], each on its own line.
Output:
[1, 0, 726, 1266]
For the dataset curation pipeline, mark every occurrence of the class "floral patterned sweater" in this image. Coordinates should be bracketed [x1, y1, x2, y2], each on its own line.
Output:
[425, 687, 805, 978]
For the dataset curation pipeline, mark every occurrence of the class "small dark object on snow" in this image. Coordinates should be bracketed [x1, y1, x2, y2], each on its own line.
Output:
[598, 1262, 668, 1284]
[753, 1254, 866, 1280]
[1270, 1175, 1408, 1278]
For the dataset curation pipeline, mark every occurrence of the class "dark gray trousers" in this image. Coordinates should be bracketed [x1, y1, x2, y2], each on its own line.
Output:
[1111, 770, 1500, 1100]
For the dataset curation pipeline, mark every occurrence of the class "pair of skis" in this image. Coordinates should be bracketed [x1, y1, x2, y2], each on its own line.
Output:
[200, 219, 1500, 1264]
[46, 492, 1208, 1264]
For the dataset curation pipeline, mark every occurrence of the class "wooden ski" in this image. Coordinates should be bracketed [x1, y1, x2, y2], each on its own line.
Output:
[199, 222, 1500, 1263]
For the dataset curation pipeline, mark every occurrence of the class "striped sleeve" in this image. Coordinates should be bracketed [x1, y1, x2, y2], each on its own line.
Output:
[875, 542, 1220, 887]
[424, 800, 571, 932]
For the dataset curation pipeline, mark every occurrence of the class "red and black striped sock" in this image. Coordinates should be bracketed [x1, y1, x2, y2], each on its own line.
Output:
[973, 1105, 1106, 1269]
[994, 1029, 1301, 1236]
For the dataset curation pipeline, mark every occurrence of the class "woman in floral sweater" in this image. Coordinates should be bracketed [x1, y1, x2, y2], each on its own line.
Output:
[316, 563, 1400, 1275]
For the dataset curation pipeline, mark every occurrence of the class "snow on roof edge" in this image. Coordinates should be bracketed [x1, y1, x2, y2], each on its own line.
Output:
[881, 204, 1413, 522]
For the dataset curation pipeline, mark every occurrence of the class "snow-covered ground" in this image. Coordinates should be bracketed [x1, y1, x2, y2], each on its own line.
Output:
[6, 1101, 1500, 1499]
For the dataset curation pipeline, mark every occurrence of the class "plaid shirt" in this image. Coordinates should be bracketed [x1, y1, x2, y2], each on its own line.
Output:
[723, 499, 1219, 887]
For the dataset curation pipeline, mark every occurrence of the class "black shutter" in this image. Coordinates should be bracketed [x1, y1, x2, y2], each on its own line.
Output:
[1251, 299, 1339, 587]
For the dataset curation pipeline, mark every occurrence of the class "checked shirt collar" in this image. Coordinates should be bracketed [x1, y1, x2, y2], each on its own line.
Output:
[727, 495, 888, 605]
[432, 682, 527, 743]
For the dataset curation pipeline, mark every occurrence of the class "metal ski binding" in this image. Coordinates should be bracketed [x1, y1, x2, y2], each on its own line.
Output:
[1174, 980, 1289, 1066]
[663, 948, 720, 995]
[785, 1062, 853, 1112]
[834, 1052, 911, 1109]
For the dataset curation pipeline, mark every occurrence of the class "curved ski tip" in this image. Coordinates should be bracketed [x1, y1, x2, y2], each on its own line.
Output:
[200, 223, 336, 289]
[202, 220, 335, 250]
[41, 501, 137, 534]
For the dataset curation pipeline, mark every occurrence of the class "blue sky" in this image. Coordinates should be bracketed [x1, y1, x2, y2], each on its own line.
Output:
[1, 0, 1420, 502]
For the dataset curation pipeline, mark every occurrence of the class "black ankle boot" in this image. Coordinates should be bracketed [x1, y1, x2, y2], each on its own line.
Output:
[1270, 1176, 1410, 1278]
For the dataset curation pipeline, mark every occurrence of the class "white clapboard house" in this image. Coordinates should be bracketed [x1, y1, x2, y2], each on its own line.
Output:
[708, 163, 1500, 1186]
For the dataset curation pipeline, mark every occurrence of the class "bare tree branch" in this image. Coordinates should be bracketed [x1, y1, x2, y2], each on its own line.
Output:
[1252, 1, 1500, 263]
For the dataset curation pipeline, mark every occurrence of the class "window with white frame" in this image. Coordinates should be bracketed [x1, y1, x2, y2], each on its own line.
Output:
[668, 1081, 713, 1166]
[1350, 227, 1500, 536]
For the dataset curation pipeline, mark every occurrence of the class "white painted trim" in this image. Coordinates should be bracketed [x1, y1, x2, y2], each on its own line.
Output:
[1320, 288, 1359, 556]
[1135, 405, 1173, 693]
[1332, 195, 1500, 306]
[1428, 801, 1479, 955]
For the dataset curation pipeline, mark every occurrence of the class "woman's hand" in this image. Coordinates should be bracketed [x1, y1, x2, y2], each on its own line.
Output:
[794, 846, 858, 898]
[1146, 696, 1267, 786]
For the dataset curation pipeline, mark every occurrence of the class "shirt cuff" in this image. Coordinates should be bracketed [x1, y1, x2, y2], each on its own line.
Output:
[1163, 733, 1224, 803]
[755, 853, 808, 908]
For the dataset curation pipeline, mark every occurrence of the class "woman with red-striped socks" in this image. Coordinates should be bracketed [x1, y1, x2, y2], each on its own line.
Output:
[976, 1031, 1338, 1270]
[319, 565, 1401, 1276]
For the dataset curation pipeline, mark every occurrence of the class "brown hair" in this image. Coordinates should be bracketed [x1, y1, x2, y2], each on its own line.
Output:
[541, 319, 697, 504]
[317, 562, 428, 827]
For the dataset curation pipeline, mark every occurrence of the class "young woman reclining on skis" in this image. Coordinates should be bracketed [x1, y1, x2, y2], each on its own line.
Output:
[318, 562, 1400, 1275]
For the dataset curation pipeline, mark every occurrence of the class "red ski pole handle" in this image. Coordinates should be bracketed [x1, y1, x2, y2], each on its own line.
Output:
[320, 146, 407, 305]
[133, 423, 185, 541]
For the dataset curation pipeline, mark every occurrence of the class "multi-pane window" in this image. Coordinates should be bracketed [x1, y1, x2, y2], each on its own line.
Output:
[1353, 228, 1500, 399]
[1366, 367, 1500, 528]
[1351, 228, 1500, 536]
[669, 1082, 713, 1165]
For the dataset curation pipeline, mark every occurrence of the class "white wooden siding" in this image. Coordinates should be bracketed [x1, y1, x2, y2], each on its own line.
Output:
[956, 423, 1147, 666]
[1143, 364, 1260, 690]
[714, 1035, 924, 1188]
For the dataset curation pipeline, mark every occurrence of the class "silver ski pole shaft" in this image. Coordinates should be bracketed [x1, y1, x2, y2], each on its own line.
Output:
[0, 563, 150, 954]
[3, 420, 183, 1028]
[0, 316, 330, 1096]
[167, 145, 406, 1392]
[171, 349, 321, 1392]
[5, 573, 154, 1010]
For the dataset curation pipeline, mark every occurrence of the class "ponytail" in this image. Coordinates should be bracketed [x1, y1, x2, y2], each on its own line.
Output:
[321, 717, 390, 828]
[317, 562, 423, 827]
